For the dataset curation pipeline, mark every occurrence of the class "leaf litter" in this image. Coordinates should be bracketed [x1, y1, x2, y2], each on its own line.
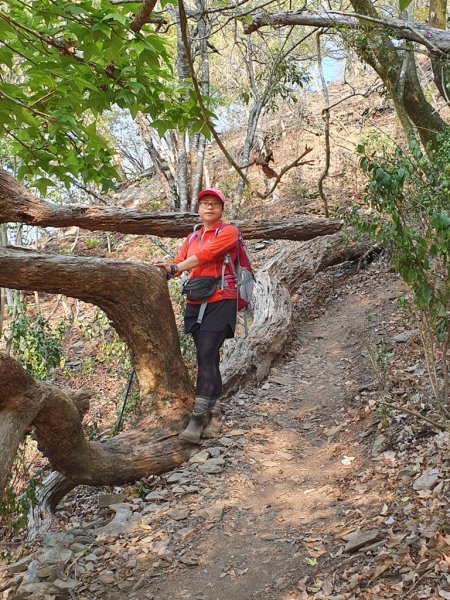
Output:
[1, 262, 450, 599]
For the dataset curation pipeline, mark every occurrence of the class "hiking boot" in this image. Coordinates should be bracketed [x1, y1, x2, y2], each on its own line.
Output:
[179, 396, 209, 443]
[179, 413, 204, 443]
[203, 408, 222, 439]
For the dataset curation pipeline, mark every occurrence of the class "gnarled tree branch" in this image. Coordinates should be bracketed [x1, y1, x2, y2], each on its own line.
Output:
[0, 247, 192, 407]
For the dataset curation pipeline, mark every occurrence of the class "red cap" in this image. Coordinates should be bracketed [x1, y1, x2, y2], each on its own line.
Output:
[197, 188, 225, 204]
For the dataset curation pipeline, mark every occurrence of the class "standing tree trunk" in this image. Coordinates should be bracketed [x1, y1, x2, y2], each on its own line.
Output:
[349, 0, 448, 151]
[316, 33, 331, 218]
[135, 114, 179, 208]
[428, 0, 449, 105]
[0, 223, 7, 336]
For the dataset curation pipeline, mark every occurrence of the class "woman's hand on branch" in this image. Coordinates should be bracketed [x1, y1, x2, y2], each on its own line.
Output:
[152, 259, 171, 274]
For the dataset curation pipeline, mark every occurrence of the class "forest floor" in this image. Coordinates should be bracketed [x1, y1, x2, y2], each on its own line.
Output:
[2, 73, 449, 600]
[3, 257, 449, 600]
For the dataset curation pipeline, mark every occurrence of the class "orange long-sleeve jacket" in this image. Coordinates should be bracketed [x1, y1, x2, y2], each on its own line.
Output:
[174, 222, 239, 304]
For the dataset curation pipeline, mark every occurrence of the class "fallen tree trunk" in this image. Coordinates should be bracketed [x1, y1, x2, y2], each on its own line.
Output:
[0, 168, 342, 240]
[222, 233, 372, 391]
[0, 247, 193, 409]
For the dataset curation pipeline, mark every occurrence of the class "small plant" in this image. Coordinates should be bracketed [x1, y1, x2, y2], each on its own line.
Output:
[0, 439, 41, 558]
[85, 421, 98, 441]
[169, 279, 197, 367]
[81, 355, 95, 376]
[133, 481, 147, 498]
[85, 238, 101, 249]
[97, 338, 131, 374]
[6, 305, 65, 380]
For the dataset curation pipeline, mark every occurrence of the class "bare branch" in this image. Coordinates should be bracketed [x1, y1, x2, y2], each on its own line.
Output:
[130, 0, 159, 32]
[260, 146, 315, 200]
[0, 167, 342, 240]
[243, 10, 450, 55]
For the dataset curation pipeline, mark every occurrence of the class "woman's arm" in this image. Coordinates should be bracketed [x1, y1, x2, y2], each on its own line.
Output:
[152, 254, 199, 275]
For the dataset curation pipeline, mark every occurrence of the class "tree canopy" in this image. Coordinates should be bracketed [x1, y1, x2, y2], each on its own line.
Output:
[0, 0, 208, 195]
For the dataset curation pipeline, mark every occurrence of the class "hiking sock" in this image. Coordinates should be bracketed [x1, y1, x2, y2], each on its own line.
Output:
[203, 399, 222, 439]
[209, 397, 220, 411]
[179, 396, 209, 443]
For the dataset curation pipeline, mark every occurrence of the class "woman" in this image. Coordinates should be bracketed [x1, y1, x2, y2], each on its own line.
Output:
[153, 188, 238, 443]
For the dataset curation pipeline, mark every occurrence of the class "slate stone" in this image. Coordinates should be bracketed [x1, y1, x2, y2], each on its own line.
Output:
[98, 573, 116, 584]
[189, 450, 210, 464]
[167, 508, 189, 521]
[36, 564, 60, 579]
[52, 577, 78, 590]
[179, 554, 200, 566]
[142, 502, 161, 513]
[394, 331, 416, 343]
[199, 462, 223, 474]
[71, 534, 95, 544]
[19, 582, 49, 597]
[413, 469, 440, 491]
[344, 529, 384, 553]
[166, 472, 185, 483]
[206, 457, 225, 465]
[6, 556, 33, 574]
[207, 447, 223, 457]
[218, 437, 233, 447]
[98, 493, 127, 508]
[144, 490, 167, 501]
[42, 532, 74, 547]
[175, 527, 196, 541]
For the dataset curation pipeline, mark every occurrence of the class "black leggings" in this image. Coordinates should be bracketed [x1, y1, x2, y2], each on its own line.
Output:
[191, 328, 228, 399]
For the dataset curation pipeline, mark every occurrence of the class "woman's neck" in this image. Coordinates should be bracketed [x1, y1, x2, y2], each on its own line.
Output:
[202, 219, 222, 231]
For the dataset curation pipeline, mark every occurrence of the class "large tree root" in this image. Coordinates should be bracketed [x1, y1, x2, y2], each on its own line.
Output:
[0, 354, 192, 517]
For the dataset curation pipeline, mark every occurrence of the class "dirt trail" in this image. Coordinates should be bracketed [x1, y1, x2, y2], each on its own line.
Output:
[125, 265, 403, 600]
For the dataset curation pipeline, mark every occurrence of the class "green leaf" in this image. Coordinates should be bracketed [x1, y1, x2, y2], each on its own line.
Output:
[0, 45, 14, 68]
[31, 177, 55, 196]
[101, 12, 128, 25]
[399, 0, 414, 10]
[306, 558, 318, 566]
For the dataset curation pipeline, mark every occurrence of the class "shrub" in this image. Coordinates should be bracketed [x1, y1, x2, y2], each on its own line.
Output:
[345, 133, 449, 404]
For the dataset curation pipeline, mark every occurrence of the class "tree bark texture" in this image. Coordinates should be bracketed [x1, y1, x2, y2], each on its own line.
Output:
[0, 247, 193, 409]
[243, 10, 450, 54]
[0, 353, 192, 503]
[428, 0, 449, 105]
[221, 232, 372, 391]
[135, 114, 179, 207]
[348, 0, 448, 150]
[0, 168, 342, 240]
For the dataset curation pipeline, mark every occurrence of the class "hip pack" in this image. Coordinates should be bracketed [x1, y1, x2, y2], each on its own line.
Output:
[181, 276, 219, 302]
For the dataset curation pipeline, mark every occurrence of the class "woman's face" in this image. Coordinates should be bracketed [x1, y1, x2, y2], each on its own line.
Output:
[198, 195, 224, 225]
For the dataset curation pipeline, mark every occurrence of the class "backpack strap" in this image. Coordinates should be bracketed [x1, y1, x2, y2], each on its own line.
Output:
[197, 301, 208, 324]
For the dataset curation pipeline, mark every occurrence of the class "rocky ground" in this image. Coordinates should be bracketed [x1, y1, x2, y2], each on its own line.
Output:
[2, 258, 449, 600]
